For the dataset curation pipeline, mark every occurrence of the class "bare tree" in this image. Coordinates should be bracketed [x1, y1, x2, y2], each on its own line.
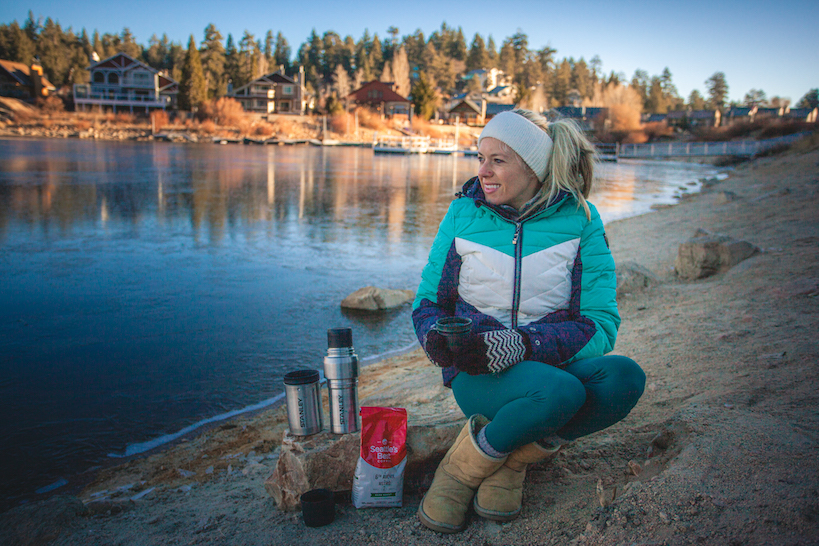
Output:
[391, 45, 410, 98]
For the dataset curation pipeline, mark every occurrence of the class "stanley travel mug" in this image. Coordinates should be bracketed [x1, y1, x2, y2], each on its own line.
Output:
[283, 369, 324, 436]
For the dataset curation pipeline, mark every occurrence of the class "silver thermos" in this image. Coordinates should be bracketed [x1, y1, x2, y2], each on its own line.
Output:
[323, 327, 360, 434]
[283, 369, 324, 436]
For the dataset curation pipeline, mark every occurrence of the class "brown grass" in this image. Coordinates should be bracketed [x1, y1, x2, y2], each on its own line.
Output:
[199, 98, 246, 127]
[252, 122, 275, 137]
[199, 119, 217, 134]
[151, 110, 169, 132]
[642, 121, 673, 141]
[329, 112, 353, 134]
[74, 119, 92, 131]
[410, 117, 445, 138]
[36, 95, 64, 114]
[114, 112, 135, 125]
[355, 107, 388, 131]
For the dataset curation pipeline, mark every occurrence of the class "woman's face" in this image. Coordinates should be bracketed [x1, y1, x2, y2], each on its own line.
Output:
[477, 137, 540, 210]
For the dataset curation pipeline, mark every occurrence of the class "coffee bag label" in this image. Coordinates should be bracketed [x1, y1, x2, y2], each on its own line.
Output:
[352, 406, 407, 508]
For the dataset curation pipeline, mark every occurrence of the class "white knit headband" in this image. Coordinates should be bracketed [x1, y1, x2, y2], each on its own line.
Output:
[478, 111, 553, 182]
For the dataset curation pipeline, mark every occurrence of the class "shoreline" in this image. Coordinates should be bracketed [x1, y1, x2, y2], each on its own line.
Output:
[2, 132, 818, 545]
[0, 147, 734, 508]
[0, 154, 722, 510]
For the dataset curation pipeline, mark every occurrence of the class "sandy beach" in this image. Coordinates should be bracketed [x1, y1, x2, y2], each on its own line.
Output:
[2, 134, 818, 546]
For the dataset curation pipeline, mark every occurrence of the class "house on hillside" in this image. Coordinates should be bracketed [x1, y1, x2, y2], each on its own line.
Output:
[783, 107, 817, 123]
[689, 109, 721, 128]
[658, 110, 721, 129]
[228, 68, 306, 115]
[447, 97, 514, 125]
[722, 106, 756, 126]
[346, 81, 411, 118]
[0, 59, 55, 101]
[549, 106, 607, 132]
[643, 113, 667, 123]
[73, 53, 177, 113]
[460, 68, 508, 93]
[755, 106, 784, 120]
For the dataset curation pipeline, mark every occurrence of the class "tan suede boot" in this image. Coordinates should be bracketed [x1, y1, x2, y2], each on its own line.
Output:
[417, 415, 507, 533]
[473, 441, 561, 521]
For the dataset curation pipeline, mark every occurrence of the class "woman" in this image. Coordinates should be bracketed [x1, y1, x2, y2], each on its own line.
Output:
[412, 109, 645, 533]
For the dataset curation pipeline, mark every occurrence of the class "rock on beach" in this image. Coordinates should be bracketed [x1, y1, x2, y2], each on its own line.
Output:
[340, 286, 415, 311]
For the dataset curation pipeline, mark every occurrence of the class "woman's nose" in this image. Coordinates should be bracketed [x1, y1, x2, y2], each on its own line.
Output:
[478, 162, 491, 177]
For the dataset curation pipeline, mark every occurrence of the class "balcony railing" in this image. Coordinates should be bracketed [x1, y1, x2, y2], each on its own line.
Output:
[74, 84, 170, 105]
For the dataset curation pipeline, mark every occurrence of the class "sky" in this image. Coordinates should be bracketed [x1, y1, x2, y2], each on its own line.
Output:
[2, 0, 817, 104]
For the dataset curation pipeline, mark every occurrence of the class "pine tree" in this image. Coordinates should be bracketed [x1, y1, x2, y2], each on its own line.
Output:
[201, 24, 226, 98]
[705, 72, 729, 110]
[687, 90, 705, 110]
[273, 32, 291, 72]
[466, 33, 488, 72]
[411, 72, 438, 120]
[179, 34, 207, 111]
[486, 36, 498, 68]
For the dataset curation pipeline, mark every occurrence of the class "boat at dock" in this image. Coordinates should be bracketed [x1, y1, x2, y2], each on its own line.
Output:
[373, 133, 431, 154]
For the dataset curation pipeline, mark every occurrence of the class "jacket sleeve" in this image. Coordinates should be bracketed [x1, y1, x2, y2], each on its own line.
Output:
[412, 204, 461, 349]
[521, 207, 620, 366]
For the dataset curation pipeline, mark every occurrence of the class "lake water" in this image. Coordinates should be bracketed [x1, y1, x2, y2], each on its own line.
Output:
[0, 137, 720, 507]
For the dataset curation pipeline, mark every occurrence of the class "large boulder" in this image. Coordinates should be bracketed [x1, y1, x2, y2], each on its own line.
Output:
[675, 229, 760, 280]
[616, 261, 659, 297]
[341, 286, 414, 311]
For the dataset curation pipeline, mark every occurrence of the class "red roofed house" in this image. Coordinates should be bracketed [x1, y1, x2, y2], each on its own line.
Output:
[346, 81, 412, 119]
[0, 59, 55, 101]
[73, 53, 178, 113]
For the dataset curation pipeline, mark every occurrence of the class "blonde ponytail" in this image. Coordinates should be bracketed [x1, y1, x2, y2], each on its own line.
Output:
[513, 110, 597, 220]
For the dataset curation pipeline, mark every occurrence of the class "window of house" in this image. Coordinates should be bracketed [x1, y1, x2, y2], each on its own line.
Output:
[255, 99, 267, 108]
[282, 85, 293, 96]
[108, 73, 119, 84]
[133, 72, 150, 85]
[93, 72, 105, 83]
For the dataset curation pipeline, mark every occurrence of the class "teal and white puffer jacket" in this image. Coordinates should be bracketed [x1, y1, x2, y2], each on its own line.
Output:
[412, 177, 620, 386]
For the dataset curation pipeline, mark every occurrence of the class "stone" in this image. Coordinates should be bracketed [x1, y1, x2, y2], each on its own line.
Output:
[616, 262, 659, 297]
[674, 230, 760, 280]
[0, 495, 88, 545]
[713, 191, 738, 205]
[340, 286, 414, 311]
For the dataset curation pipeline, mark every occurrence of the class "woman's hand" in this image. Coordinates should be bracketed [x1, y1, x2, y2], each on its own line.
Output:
[452, 330, 531, 375]
[422, 330, 452, 368]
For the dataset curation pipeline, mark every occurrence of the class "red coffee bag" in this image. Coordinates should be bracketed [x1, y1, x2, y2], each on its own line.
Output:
[351, 406, 407, 508]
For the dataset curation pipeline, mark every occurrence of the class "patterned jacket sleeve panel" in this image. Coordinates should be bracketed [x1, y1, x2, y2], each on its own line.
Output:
[522, 204, 620, 366]
[412, 204, 461, 348]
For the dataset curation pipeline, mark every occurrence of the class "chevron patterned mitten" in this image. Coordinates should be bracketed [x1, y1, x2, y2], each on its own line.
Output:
[452, 329, 530, 375]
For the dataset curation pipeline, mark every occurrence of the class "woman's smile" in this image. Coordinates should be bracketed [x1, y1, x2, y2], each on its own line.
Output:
[477, 137, 540, 210]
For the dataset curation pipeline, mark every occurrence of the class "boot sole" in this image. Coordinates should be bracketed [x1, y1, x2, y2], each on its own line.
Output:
[417, 494, 467, 534]
[473, 497, 521, 522]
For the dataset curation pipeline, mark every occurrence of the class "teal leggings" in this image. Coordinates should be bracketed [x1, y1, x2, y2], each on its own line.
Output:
[451, 355, 645, 453]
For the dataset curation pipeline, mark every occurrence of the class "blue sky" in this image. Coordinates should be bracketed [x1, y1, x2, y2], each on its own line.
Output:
[2, 0, 817, 104]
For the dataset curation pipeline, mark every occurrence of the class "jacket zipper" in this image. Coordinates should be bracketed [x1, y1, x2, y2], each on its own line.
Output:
[511, 222, 523, 329]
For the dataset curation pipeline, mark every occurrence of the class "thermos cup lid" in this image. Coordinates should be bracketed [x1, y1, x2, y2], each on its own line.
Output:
[301, 488, 335, 527]
[283, 369, 320, 386]
[327, 327, 353, 349]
